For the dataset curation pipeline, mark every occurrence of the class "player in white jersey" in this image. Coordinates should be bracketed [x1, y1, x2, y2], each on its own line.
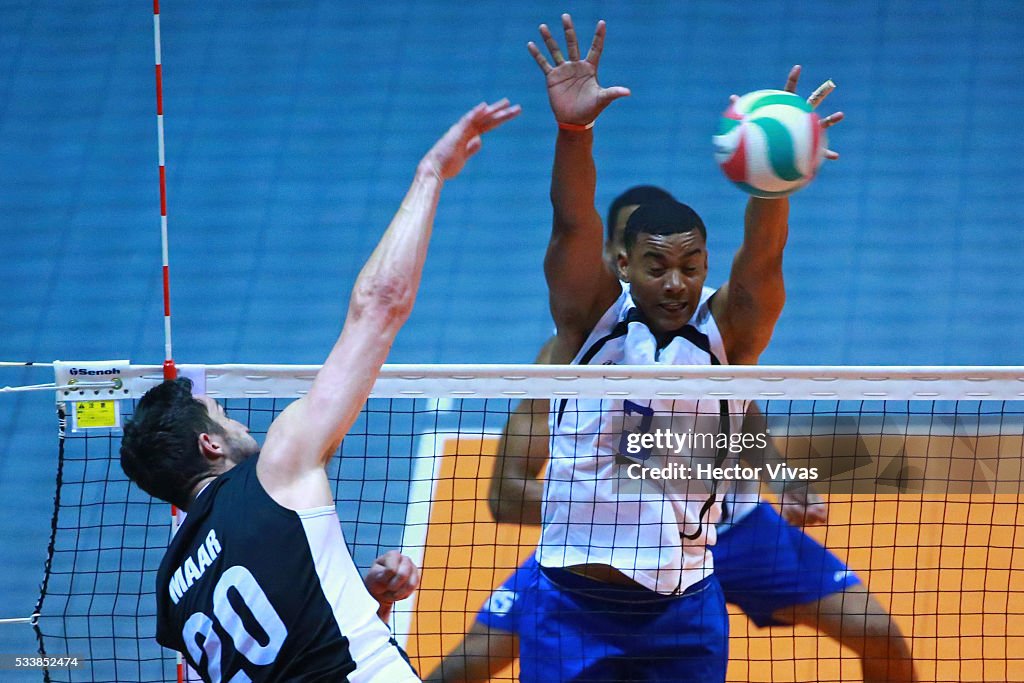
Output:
[119, 100, 520, 683]
[521, 14, 844, 682]
[426, 353, 916, 683]
[426, 187, 916, 683]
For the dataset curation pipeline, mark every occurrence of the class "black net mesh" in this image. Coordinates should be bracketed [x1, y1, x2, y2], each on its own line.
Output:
[34, 394, 1024, 682]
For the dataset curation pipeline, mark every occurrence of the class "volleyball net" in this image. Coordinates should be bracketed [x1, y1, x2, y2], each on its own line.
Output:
[27, 362, 1024, 682]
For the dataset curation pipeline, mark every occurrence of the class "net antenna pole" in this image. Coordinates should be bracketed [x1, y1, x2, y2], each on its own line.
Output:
[153, 0, 176, 384]
[153, 4, 185, 682]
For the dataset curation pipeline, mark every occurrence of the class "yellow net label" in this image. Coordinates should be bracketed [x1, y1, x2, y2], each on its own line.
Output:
[75, 401, 119, 429]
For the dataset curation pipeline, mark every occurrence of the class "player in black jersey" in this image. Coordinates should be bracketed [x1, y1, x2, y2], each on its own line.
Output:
[119, 100, 520, 683]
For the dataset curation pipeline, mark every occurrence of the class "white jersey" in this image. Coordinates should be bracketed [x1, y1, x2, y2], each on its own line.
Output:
[539, 287, 748, 594]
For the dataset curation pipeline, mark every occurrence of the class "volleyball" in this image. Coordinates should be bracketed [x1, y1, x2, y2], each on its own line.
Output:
[712, 89, 826, 198]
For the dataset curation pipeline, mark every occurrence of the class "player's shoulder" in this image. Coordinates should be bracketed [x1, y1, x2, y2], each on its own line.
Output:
[697, 285, 721, 325]
[611, 285, 639, 321]
[159, 459, 259, 562]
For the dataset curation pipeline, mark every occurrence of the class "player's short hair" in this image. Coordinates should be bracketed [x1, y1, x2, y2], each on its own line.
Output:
[120, 377, 222, 510]
[606, 185, 676, 243]
[623, 199, 707, 252]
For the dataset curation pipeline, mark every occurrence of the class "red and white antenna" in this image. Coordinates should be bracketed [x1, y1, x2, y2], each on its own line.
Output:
[153, 0, 176, 384]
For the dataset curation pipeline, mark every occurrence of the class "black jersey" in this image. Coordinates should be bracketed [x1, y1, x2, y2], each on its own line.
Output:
[155, 457, 409, 682]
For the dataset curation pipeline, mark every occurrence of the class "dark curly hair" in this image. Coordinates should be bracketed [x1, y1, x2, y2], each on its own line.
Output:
[120, 377, 223, 510]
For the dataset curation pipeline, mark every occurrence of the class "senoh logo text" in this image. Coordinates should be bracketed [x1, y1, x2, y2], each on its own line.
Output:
[69, 368, 120, 376]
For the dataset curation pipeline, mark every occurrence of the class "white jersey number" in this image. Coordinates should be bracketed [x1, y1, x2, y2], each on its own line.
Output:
[182, 565, 288, 683]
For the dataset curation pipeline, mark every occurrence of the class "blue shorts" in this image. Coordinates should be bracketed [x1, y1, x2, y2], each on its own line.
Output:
[517, 566, 728, 683]
[475, 555, 539, 633]
[712, 501, 861, 627]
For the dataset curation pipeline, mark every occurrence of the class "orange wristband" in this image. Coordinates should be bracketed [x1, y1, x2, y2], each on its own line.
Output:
[557, 120, 595, 132]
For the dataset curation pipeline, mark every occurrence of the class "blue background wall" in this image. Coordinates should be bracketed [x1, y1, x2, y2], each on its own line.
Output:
[1, 0, 1022, 669]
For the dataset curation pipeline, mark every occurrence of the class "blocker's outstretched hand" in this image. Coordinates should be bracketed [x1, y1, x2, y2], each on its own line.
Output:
[528, 14, 630, 127]
[784, 64, 844, 160]
[421, 99, 521, 180]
